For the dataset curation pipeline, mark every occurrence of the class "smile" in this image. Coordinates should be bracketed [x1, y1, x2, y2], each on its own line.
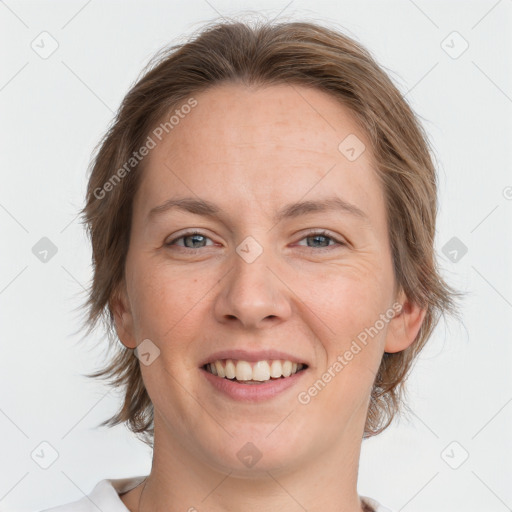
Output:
[203, 359, 308, 383]
[201, 358, 309, 402]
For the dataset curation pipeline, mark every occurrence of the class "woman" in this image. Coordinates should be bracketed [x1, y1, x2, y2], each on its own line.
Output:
[42, 17, 460, 512]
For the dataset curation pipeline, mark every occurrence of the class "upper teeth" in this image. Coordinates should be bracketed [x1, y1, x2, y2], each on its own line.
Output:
[206, 359, 305, 381]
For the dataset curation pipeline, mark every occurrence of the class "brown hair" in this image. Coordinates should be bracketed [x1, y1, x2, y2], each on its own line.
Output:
[78, 17, 462, 448]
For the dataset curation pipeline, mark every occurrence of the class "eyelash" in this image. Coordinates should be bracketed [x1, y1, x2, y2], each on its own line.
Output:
[165, 230, 346, 253]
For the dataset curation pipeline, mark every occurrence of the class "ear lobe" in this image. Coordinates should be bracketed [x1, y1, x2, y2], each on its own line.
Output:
[384, 292, 427, 354]
[110, 282, 137, 349]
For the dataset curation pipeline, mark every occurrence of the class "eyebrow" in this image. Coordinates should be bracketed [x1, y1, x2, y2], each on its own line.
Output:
[147, 195, 369, 225]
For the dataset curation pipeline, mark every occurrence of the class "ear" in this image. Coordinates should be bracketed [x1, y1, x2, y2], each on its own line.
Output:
[384, 290, 427, 353]
[110, 281, 137, 349]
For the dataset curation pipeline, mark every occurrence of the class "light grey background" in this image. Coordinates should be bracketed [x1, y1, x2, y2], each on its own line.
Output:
[1, 1, 511, 511]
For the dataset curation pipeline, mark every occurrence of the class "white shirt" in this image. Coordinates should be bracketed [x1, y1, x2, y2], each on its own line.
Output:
[40, 476, 395, 512]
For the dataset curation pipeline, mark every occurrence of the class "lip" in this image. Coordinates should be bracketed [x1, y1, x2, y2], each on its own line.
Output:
[198, 349, 308, 367]
[200, 365, 308, 402]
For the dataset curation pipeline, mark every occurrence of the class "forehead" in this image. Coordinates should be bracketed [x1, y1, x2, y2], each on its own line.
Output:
[156, 83, 370, 166]
[133, 83, 385, 229]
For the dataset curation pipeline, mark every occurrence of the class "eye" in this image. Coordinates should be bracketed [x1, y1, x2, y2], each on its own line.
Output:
[295, 230, 346, 250]
[165, 231, 215, 250]
[165, 229, 346, 252]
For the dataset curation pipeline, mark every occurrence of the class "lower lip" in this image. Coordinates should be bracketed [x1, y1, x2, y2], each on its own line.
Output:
[200, 367, 307, 402]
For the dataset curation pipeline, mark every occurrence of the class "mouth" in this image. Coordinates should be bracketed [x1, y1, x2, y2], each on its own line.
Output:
[202, 359, 308, 384]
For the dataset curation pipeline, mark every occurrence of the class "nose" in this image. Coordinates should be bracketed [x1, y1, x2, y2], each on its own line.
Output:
[214, 245, 292, 330]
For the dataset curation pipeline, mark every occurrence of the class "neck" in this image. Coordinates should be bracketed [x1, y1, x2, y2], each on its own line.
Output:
[135, 410, 369, 512]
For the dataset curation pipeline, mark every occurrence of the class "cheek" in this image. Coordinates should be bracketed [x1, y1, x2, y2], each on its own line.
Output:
[128, 254, 188, 314]
[305, 278, 389, 419]
[302, 259, 392, 329]
[126, 258, 218, 355]
[302, 262, 394, 377]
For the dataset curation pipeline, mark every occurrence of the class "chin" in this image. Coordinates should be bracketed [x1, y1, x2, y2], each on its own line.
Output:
[196, 426, 309, 477]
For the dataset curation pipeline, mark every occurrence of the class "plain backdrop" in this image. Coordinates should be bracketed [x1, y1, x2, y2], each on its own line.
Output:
[1, 1, 511, 511]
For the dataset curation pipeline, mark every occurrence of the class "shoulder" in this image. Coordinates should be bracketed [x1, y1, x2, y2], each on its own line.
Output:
[39, 476, 147, 512]
[360, 494, 396, 512]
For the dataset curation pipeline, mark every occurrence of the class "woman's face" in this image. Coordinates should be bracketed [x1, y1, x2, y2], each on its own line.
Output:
[114, 83, 424, 475]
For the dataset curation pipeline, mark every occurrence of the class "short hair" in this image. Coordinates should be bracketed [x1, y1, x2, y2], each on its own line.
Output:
[78, 17, 462, 448]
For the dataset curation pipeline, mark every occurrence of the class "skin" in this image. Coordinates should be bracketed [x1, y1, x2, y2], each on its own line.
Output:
[113, 83, 426, 512]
